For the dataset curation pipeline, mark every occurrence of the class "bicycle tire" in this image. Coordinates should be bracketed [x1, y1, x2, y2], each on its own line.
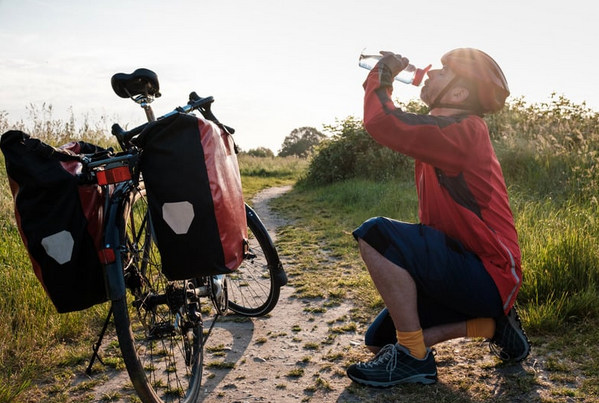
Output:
[111, 185, 204, 403]
[227, 203, 286, 317]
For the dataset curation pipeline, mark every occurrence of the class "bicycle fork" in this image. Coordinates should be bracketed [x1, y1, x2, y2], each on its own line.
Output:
[86, 185, 131, 373]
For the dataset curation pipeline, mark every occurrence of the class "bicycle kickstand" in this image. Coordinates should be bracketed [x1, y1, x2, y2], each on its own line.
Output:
[85, 304, 113, 376]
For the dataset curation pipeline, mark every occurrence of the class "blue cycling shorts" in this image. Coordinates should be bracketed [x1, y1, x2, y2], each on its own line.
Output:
[353, 217, 503, 348]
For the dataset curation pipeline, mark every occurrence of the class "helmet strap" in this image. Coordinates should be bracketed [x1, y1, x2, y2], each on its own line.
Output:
[429, 76, 459, 110]
[428, 75, 482, 114]
[430, 102, 481, 113]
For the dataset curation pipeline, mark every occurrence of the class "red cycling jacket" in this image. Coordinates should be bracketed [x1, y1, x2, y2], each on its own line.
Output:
[363, 65, 521, 314]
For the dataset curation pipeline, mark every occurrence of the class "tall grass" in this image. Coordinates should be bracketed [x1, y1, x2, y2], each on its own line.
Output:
[0, 216, 110, 402]
[0, 104, 114, 148]
[490, 95, 599, 330]
[515, 199, 599, 331]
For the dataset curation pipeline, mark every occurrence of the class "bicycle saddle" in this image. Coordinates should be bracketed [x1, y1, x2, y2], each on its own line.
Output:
[111, 68, 161, 99]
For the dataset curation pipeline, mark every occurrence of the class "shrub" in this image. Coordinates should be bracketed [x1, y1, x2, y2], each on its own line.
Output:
[490, 94, 599, 205]
[303, 116, 412, 185]
[244, 147, 275, 158]
[305, 94, 599, 205]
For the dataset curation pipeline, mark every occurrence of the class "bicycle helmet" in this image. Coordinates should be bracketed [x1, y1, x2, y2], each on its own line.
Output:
[432, 48, 510, 114]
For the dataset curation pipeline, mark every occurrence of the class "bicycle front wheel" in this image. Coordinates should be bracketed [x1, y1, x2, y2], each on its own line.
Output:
[227, 204, 286, 317]
[111, 185, 204, 403]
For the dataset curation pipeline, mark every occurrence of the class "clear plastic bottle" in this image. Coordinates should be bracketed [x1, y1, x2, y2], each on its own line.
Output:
[359, 52, 432, 86]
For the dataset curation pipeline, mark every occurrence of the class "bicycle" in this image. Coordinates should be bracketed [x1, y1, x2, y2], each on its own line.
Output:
[83, 68, 287, 402]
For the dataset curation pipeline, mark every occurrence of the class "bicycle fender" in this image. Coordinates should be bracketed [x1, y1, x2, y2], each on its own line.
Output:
[103, 259, 126, 300]
[102, 196, 126, 300]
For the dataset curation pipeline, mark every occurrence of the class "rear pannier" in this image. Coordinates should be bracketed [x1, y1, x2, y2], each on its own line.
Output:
[1, 131, 108, 313]
[134, 113, 247, 280]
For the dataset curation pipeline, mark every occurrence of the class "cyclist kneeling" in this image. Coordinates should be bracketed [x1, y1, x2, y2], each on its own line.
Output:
[347, 48, 530, 388]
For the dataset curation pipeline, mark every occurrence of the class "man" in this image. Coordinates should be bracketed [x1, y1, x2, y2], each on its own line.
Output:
[346, 48, 531, 387]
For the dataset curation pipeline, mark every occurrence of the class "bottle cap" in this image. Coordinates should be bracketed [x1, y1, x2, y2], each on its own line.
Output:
[412, 64, 432, 86]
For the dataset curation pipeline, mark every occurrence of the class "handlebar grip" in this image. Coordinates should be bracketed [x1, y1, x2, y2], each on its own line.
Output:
[111, 122, 147, 141]
[111, 123, 126, 137]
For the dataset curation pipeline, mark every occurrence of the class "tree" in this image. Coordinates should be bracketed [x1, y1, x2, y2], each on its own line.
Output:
[245, 147, 275, 158]
[278, 126, 326, 158]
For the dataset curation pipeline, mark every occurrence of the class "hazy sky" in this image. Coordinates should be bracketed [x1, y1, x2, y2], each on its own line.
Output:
[0, 0, 596, 152]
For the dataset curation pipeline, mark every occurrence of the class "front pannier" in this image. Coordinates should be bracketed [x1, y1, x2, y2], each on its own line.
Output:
[0, 131, 108, 313]
[134, 113, 247, 280]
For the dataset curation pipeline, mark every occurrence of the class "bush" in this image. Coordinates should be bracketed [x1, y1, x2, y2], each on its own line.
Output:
[302, 101, 428, 185]
[303, 116, 412, 185]
[244, 147, 275, 158]
[490, 94, 599, 205]
[304, 94, 599, 205]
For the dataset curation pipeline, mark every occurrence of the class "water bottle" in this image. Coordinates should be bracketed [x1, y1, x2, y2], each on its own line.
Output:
[359, 52, 432, 86]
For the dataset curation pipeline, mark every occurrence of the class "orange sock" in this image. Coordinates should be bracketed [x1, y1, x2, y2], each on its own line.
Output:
[466, 318, 495, 339]
[396, 329, 427, 359]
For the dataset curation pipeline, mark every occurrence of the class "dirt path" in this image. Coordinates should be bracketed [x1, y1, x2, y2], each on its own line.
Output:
[199, 185, 362, 402]
[66, 185, 362, 403]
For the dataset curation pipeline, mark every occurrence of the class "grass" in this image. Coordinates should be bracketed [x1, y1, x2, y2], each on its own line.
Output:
[238, 153, 308, 199]
[271, 178, 419, 313]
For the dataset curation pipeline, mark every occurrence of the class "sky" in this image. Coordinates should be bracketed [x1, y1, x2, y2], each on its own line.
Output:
[0, 0, 597, 153]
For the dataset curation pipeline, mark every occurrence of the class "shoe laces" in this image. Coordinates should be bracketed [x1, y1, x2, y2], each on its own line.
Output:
[361, 344, 400, 372]
[488, 340, 510, 361]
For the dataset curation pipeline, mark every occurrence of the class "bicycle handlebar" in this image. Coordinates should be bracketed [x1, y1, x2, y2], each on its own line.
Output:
[111, 92, 235, 143]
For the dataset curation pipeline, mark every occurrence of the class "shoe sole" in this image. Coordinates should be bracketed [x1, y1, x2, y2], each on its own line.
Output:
[489, 308, 531, 362]
[347, 372, 438, 388]
[505, 309, 531, 362]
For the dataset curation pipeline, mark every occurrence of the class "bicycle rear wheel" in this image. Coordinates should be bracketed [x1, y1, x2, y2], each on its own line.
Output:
[227, 204, 287, 317]
[111, 185, 204, 403]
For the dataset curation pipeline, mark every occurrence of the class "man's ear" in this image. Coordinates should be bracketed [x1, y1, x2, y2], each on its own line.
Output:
[449, 86, 470, 103]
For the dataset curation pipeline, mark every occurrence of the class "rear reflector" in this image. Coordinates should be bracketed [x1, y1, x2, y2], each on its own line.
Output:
[98, 248, 116, 264]
[97, 166, 131, 185]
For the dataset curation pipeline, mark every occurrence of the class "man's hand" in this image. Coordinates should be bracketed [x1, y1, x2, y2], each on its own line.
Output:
[378, 51, 410, 78]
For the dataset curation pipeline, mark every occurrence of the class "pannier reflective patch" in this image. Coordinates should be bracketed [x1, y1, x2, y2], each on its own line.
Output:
[41, 230, 74, 265]
[162, 201, 195, 234]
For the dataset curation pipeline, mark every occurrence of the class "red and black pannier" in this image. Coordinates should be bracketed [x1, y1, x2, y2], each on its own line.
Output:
[133, 113, 247, 280]
[1, 130, 108, 313]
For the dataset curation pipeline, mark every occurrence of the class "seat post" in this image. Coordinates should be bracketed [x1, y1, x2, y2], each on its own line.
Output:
[131, 94, 157, 122]
[142, 101, 156, 122]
